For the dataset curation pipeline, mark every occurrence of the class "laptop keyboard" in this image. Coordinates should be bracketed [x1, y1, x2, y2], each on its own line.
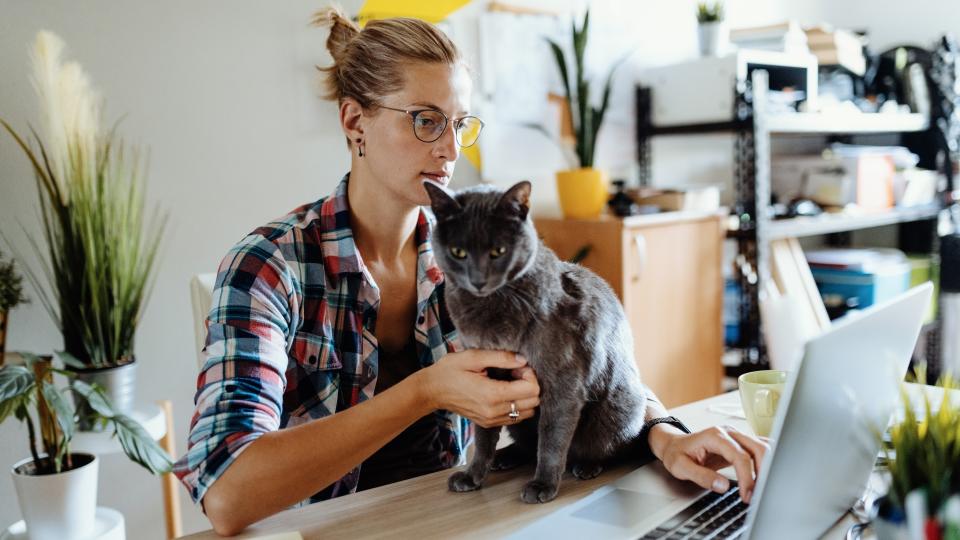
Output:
[638, 485, 749, 539]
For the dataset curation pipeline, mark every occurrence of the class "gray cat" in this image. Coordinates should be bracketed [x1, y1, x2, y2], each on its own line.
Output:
[424, 180, 648, 504]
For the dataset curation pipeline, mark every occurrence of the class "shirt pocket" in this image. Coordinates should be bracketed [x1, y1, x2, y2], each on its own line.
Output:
[289, 331, 342, 373]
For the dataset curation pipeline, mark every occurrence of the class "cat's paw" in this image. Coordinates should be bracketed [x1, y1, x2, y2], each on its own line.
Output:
[491, 445, 530, 471]
[571, 462, 604, 480]
[448, 471, 483, 492]
[520, 480, 559, 503]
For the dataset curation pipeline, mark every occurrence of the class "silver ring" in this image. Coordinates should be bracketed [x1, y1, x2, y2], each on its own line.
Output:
[508, 401, 520, 420]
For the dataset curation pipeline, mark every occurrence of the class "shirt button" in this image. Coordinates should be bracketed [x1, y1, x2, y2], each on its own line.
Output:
[417, 314, 426, 324]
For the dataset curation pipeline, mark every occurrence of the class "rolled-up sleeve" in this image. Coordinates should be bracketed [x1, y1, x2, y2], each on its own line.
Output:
[173, 235, 299, 506]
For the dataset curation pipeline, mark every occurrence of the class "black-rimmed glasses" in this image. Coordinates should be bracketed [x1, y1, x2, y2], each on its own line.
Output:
[379, 105, 484, 148]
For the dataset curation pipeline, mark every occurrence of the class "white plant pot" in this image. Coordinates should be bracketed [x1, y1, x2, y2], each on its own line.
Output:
[698, 21, 727, 57]
[10, 453, 99, 540]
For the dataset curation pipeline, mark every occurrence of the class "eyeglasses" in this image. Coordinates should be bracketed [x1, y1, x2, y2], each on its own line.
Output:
[379, 105, 484, 148]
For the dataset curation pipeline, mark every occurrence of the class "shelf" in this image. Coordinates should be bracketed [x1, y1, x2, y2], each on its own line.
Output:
[764, 204, 941, 239]
[644, 113, 928, 137]
[764, 112, 928, 134]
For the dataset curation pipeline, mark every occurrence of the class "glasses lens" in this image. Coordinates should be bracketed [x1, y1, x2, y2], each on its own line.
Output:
[456, 117, 483, 147]
[413, 110, 446, 142]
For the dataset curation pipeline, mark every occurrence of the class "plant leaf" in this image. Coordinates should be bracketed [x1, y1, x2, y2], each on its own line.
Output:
[0, 365, 34, 401]
[55, 350, 86, 370]
[546, 39, 574, 131]
[112, 414, 173, 475]
[41, 383, 75, 442]
[0, 383, 34, 424]
[71, 379, 115, 418]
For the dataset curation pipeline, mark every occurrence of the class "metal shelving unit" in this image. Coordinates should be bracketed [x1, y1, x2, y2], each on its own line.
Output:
[637, 70, 952, 373]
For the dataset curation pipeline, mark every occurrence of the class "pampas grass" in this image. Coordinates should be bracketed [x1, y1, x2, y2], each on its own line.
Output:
[2, 30, 166, 369]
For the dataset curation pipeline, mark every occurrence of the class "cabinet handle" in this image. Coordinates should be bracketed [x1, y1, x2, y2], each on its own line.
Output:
[633, 233, 646, 282]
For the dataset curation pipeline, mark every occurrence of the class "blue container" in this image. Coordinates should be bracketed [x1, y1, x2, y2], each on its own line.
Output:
[723, 279, 740, 345]
[810, 263, 910, 310]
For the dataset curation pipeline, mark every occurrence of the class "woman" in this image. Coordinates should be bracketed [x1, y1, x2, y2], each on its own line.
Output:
[174, 8, 769, 536]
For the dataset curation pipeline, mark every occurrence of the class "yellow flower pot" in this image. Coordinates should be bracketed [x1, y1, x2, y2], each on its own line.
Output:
[556, 168, 609, 219]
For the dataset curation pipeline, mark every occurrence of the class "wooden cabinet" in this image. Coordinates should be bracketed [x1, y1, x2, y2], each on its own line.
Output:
[535, 212, 725, 407]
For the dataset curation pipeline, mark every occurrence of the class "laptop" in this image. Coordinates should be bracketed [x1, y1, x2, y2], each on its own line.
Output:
[509, 282, 933, 540]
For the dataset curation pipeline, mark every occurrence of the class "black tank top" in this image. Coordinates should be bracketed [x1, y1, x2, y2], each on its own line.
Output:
[356, 335, 447, 491]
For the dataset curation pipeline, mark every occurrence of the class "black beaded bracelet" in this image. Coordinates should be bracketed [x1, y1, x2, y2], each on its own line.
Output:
[637, 416, 691, 460]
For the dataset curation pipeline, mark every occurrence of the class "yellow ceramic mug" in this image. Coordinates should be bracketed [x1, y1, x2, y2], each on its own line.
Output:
[738, 370, 788, 437]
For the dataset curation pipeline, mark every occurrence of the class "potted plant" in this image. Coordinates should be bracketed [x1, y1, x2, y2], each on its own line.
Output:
[696, 2, 726, 57]
[546, 8, 619, 219]
[0, 352, 171, 539]
[1, 31, 166, 425]
[873, 379, 960, 539]
[0, 250, 29, 367]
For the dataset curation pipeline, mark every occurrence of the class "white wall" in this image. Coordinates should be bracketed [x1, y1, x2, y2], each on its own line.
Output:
[0, 0, 956, 537]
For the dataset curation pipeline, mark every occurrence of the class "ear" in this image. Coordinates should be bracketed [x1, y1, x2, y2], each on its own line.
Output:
[423, 180, 461, 218]
[340, 97, 365, 144]
[498, 181, 532, 220]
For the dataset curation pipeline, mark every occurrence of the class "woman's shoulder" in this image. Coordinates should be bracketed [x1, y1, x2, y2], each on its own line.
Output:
[249, 196, 329, 245]
[220, 197, 331, 284]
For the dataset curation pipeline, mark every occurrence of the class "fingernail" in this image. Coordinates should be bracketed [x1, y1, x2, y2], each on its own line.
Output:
[515, 354, 527, 365]
[712, 477, 729, 493]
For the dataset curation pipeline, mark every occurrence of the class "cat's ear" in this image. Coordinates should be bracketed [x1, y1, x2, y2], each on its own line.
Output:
[423, 180, 461, 218]
[498, 181, 532, 220]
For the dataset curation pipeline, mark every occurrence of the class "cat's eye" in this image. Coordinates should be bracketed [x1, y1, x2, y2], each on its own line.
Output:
[490, 246, 507, 258]
[449, 247, 468, 259]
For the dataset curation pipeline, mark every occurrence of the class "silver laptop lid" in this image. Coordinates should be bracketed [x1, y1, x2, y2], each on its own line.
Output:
[746, 283, 933, 540]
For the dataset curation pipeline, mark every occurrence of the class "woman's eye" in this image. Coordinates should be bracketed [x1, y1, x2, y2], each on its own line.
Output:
[449, 247, 467, 259]
[417, 117, 436, 127]
[490, 247, 507, 258]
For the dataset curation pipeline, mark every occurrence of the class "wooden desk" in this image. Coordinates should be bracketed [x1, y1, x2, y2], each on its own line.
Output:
[183, 389, 893, 539]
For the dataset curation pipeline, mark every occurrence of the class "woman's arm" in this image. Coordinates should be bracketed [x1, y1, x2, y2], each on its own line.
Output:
[203, 350, 539, 536]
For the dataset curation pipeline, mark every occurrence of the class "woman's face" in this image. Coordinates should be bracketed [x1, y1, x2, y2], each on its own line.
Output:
[363, 62, 473, 208]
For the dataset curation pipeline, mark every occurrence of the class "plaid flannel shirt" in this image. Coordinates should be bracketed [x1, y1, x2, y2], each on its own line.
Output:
[173, 174, 470, 506]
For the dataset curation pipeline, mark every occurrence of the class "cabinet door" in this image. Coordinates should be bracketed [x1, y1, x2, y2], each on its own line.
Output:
[621, 218, 724, 407]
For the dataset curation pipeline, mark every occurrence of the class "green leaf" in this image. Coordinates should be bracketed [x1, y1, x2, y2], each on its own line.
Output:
[54, 351, 86, 370]
[0, 366, 34, 401]
[112, 414, 173, 475]
[0, 384, 34, 424]
[71, 380, 115, 418]
[41, 383, 75, 442]
[43, 384, 76, 442]
[546, 39, 574, 127]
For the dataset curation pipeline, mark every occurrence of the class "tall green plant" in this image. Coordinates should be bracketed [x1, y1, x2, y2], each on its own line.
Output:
[0, 353, 171, 475]
[546, 9, 619, 169]
[1, 31, 166, 369]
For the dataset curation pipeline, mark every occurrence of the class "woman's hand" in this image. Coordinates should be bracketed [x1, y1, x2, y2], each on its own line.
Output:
[649, 424, 770, 503]
[417, 350, 540, 428]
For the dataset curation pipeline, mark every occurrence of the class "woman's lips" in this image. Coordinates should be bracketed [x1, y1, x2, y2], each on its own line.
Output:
[421, 172, 449, 184]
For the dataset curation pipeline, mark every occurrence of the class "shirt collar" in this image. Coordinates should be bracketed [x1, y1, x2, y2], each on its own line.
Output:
[320, 174, 444, 295]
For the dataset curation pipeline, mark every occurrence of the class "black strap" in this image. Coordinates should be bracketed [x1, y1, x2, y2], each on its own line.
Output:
[637, 416, 692, 461]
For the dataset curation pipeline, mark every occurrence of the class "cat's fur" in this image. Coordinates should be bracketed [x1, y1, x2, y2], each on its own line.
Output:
[424, 180, 648, 504]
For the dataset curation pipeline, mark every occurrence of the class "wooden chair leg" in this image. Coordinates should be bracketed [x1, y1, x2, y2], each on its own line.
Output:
[159, 400, 183, 539]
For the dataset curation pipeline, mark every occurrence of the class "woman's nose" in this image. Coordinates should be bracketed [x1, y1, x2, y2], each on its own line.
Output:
[433, 121, 459, 162]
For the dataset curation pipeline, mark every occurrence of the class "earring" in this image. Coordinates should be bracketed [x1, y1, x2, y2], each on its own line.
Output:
[356, 139, 364, 157]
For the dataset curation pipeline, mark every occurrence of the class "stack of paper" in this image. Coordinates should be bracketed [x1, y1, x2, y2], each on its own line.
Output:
[804, 26, 866, 76]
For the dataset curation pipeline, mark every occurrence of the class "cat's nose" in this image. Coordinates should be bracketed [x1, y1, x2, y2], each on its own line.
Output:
[470, 278, 486, 290]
